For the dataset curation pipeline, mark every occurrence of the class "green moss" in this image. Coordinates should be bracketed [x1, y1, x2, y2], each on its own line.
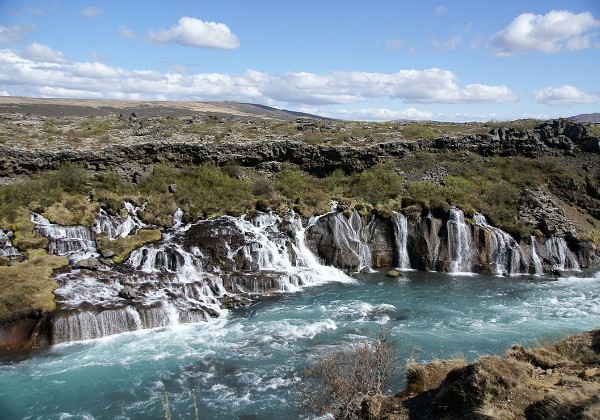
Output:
[0, 249, 68, 324]
[96, 229, 162, 264]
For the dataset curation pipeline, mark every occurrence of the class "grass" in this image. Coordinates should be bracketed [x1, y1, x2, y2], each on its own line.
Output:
[96, 229, 162, 263]
[0, 249, 67, 324]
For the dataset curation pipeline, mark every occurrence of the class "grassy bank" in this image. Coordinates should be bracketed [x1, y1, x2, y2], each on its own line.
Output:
[0, 249, 67, 323]
[1, 152, 599, 244]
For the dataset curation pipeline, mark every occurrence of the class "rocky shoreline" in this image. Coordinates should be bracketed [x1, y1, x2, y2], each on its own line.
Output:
[360, 328, 600, 419]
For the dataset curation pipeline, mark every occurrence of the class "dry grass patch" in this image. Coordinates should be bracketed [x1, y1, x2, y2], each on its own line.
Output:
[43, 195, 99, 226]
[0, 249, 67, 323]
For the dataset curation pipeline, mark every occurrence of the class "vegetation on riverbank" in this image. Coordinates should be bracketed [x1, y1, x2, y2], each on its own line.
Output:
[357, 328, 600, 419]
[0, 249, 67, 323]
[96, 228, 162, 263]
[1, 147, 598, 244]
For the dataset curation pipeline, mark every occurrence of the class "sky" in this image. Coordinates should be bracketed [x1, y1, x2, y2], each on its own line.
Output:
[0, 0, 599, 122]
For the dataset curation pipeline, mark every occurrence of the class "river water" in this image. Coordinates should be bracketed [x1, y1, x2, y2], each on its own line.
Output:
[1, 269, 600, 419]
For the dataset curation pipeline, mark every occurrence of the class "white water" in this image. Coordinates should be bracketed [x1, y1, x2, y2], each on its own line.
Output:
[0, 228, 21, 257]
[92, 202, 146, 239]
[545, 237, 580, 271]
[2, 270, 599, 419]
[473, 213, 524, 275]
[446, 207, 472, 273]
[392, 212, 411, 269]
[326, 211, 374, 272]
[531, 236, 544, 275]
[32, 213, 97, 263]
[51, 211, 352, 343]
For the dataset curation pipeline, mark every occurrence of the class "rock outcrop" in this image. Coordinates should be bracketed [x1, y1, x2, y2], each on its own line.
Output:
[359, 328, 600, 419]
[0, 120, 598, 179]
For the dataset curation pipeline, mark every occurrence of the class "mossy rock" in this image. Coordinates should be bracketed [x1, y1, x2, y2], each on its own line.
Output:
[387, 269, 402, 278]
[0, 249, 68, 324]
[96, 229, 162, 264]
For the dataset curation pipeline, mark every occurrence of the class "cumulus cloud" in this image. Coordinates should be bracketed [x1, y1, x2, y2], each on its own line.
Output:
[81, 7, 102, 18]
[0, 24, 35, 45]
[533, 85, 600, 105]
[22, 43, 68, 63]
[492, 10, 600, 56]
[148, 17, 240, 49]
[0, 48, 517, 108]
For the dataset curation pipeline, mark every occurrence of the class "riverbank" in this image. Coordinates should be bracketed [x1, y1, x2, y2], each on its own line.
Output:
[363, 326, 600, 419]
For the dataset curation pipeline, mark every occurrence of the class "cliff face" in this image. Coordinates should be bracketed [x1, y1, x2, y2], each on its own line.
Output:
[1, 203, 597, 351]
[1, 111, 600, 351]
[305, 207, 596, 275]
[1, 119, 598, 179]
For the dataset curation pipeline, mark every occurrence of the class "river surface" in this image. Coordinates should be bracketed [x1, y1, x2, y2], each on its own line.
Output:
[1, 270, 600, 419]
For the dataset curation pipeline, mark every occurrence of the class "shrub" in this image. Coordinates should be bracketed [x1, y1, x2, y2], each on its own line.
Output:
[298, 329, 396, 419]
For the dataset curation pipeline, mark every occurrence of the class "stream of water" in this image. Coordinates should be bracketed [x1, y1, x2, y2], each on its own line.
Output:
[1, 269, 600, 419]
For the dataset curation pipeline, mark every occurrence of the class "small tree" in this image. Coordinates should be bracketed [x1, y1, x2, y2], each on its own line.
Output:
[298, 329, 397, 419]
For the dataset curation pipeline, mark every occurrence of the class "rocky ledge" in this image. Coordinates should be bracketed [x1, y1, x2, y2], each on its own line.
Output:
[0, 117, 598, 180]
[361, 328, 600, 419]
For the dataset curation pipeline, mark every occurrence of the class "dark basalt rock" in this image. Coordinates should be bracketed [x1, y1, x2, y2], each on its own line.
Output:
[1, 120, 597, 179]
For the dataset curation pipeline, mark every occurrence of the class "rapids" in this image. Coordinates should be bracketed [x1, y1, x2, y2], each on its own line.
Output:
[1, 270, 599, 419]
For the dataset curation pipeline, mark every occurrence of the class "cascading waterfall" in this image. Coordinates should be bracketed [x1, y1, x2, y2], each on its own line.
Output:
[446, 207, 472, 273]
[92, 202, 146, 239]
[32, 213, 97, 262]
[545, 237, 580, 271]
[392, 212, 411, 269]
[0, 228, 21, 257]
[323, 211, 374, 272]
[530, 236, 544, 275]
[473, 213, 524, 275]
[49, 210, 351, 344]
[28, 202, 589, 346]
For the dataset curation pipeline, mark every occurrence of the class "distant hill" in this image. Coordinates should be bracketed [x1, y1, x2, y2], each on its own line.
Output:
[569, 113, 600, 123]
[0, 97, 325, 120]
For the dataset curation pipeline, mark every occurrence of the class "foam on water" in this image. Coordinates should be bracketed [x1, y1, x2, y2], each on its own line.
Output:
[2, 269, 599, 419]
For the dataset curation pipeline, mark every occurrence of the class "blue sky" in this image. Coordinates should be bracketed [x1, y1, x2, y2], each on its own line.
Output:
[1, 0, 599, 121]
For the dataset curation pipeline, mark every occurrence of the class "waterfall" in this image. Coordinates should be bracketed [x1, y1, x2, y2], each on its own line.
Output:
[92, 202, 146, 239]
[392, 212, 411, 269]
[545, 237, 579, 271]
[446, 207, 472, 273]
[48, 210, 353, 344]
[32, 213, 97, 262]
[0, 228, 21, 257]
[173, 208, 184, 228]
[530, 236, 543, 275]
[473, 213, 523, 275]
[323, 212, 374, 272]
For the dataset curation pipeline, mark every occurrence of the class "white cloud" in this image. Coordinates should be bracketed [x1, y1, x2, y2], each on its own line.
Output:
[22, 43, 68, 63]
[0, 48, 517, 109]
[332, 107, 437, 121]
[0, 24, 35, 45]
[81, 7, 102, 18]
[148, 17, 240, 49]
[533, 85, 600, 105]
[118, 26, 136, 39]
[492, 10, 600, 56]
